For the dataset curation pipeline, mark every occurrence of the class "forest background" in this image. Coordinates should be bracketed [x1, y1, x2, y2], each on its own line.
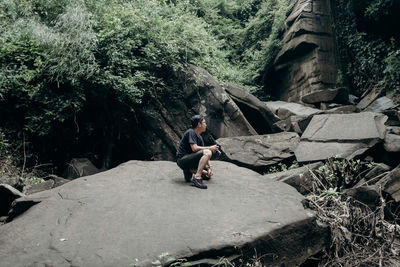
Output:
[0, 0, 399, 182]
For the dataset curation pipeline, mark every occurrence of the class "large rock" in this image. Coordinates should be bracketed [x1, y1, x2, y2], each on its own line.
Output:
[378, 165, 400, 202]
[272, 0, 339, 102]
[264, 162, 323, 195]
[367, 96, 397, 113]
[384, 126, 400, 152]
[0, 161, 328, 266]
[216, 132, 300, 172]
[356, 87, 384, 110]
[223, 84, 279, 134]
[137, 64, 257, 161]
[265, 101, 321, 120]
[295, 112, 387, 162]
[301, 87, 349, 104]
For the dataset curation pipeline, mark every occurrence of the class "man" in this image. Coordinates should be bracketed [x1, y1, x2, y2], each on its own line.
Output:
[176, 115, 218, 189]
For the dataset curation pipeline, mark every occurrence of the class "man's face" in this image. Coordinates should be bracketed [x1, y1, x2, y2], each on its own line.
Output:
[198, 119, 207, 133]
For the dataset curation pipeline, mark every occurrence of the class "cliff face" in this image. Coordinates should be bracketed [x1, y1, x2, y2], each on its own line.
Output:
[273, 0, 338, 102]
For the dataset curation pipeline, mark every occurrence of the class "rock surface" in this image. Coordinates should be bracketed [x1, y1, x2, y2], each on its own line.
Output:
[216, 132, 300, 172]
[301, 87, 349, 104]
[273, 0, 339, 102]
[224, 84, 279, 134]
[137, 64, 257, 161]
[384, 127, 400, 152]
[0, 161, 328, 267]
[265, 101, 321, 120]
[264, 162, 323, 195]
[379, 165, 400, 202]
[295, 112, 387, 162]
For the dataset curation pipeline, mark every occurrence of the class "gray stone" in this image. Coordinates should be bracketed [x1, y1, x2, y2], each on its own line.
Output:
[138, 64, 257, 161]
[295, 112, 387, 162]
[384, 127, 400, 152]
[63, 158, 101, 179]
[265, 101, 321, 120]
[264, 162, 323, 195]
[301, 112, 387, 141]
[367, 96, 398, 113]
[295, 141, 372, 162]
[223, 84, 279, 134]
[301, 87, 349, 104]
[272, 115, 312, 134]
[216, 132, 300, 171]
[321, 105, 358, 114]
[272, 0, 339, 102]
[378, 165, 400, 202]
[0, 161, 328, 267]
[357, 87, 383, 110]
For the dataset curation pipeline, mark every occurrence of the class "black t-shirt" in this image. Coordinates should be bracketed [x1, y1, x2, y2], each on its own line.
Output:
[176, 129, 204, 158]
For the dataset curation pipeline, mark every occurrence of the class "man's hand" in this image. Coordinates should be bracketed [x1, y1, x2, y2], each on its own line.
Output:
[209, 145, 218, 152]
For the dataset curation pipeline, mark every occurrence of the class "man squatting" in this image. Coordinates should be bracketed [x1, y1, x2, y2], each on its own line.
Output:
[176, 115, 219, 189]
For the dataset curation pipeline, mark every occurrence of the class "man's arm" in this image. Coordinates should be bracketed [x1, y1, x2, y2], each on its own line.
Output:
[190, 143, 218, 153]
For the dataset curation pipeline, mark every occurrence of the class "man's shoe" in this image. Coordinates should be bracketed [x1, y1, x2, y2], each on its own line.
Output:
[191, 176, 207, 189]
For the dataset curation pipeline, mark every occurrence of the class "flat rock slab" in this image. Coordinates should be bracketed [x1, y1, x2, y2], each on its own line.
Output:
[0, 161, 326, 267]
[265, 101, 321, 120]
[216, 132, 300, 171]
[295, 112, 387, 162]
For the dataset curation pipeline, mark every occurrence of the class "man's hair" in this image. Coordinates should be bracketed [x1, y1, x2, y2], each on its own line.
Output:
[191, 114, 204, 128]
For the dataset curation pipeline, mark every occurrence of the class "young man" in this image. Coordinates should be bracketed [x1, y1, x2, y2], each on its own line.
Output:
[176, 115, 218, 189]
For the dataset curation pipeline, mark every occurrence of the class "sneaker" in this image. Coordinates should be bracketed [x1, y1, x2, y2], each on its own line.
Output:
[191, 175, 207, 189]
[183, 169, 192, 182]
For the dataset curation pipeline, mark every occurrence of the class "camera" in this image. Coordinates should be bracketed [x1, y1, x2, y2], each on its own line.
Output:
[215, 144, 221, 156]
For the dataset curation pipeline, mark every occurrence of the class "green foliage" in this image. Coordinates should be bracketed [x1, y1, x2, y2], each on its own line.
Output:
[331, 0, 400, 94]
[267, 161, 299, 173]
[383, 46, 400, 92]
[21, 175, 45, 185]
[0, 129, 10, 158]
[0, 0, 293, 170]
[314, 157, 374, 192]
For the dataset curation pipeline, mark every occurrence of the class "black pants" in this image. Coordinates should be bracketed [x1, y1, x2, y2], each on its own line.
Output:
[176, 151, 204, 171]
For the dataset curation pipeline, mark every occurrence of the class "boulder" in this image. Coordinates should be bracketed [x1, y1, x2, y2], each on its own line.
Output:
[0, 184, 24, 217]
[0, 161, 329, 266]
[295, 112, 387, 162]
[384, 127, 400, 152]
[272, 0, 339, 102]
[321, 105, 358, 114]
[301, 87, 349, 104]
[223, 84, 279, 134]
[272, 115, 312, 134]
[63, 158, 101, 179]
[137, 64, 257, 160]
[264, 162, 323, 195]
[378, 165, 400, 202]
[216, 132, 300, 172]
[265, 101, 321, 120]
[367, 96, 398, 113]
[357, 87, 384, 110]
